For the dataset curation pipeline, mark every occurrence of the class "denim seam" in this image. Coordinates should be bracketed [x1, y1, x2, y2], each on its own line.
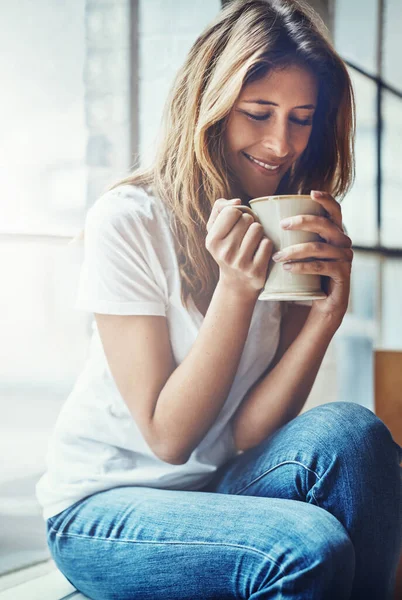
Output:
[47, 533, 287, 575]
[233, 460, 322, 496]
[310, 487, 321, 506]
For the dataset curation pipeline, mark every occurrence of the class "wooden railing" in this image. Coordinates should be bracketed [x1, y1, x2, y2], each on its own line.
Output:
[374, 350, 402, 599]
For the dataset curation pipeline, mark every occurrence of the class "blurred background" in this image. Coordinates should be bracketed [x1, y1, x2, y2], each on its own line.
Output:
[0, 0, 401, 587]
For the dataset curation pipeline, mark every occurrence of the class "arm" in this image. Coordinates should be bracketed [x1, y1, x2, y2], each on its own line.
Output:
[152, 280, 259, 463]
[96, 278, 258, 466]
[230, 189, 354, 454]
[151, 202, 272, 464]
[231, 304, 341, 453]
[96, 200, 271, 466]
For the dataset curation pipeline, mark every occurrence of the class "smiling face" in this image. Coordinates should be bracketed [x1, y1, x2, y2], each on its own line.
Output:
[224, 63, 318, 202]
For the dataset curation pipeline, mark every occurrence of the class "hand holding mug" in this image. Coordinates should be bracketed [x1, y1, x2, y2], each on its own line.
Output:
[270, 190, 354, 320]
[205, 198, 273, 296]
[233, 191, 353, 318]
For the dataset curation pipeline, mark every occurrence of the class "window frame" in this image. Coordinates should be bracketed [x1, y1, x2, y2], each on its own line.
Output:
[333, 0, 402, 254]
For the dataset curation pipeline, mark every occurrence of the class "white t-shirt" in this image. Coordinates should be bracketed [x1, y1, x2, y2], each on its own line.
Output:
[35, 184, 282, 521]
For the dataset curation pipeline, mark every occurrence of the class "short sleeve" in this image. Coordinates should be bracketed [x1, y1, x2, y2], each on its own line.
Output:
[74, 200, 167, 316]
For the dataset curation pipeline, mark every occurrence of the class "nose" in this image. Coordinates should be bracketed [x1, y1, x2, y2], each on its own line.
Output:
[262, 116, 292, 160]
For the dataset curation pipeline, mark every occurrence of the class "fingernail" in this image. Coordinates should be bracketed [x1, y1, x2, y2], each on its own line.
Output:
[272, 251, 284, 261]
[311, 190, 323, 197]
[229, 198, 241, 203]
[280, 218, 292, 228]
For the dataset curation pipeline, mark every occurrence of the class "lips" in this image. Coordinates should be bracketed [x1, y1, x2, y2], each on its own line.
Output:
[243, 153, 286, 168]
[242, 153, 287, 178]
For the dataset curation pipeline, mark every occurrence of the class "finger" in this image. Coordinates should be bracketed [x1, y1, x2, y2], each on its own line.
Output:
[253, 237, 273, 271]
[280, 214, 352, 248]
[310, 190, 343, 230]
[282, 258, 352, 282]
[237, 221, 266, 263]
[231, 204, 262, 225]
[273, 241, 353, 263]
[206, 198, 241, 233]
[207, 207, 249, 244]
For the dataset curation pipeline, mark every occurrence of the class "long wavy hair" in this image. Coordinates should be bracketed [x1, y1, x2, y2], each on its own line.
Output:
[75, 0, 355, 310]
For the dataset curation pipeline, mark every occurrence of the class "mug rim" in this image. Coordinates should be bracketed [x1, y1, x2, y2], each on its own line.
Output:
[250, 194, 313, 204]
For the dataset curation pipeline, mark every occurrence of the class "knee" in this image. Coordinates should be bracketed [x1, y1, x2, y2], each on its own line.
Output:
[306, 402, 401, 466]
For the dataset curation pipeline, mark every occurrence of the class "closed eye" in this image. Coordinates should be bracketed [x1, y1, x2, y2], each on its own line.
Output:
[242, 111, 313, 127]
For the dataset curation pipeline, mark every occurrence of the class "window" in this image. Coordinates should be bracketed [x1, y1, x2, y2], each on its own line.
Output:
[333, 0, 378, 75]
[339, 71, 378, 246]
[0, 0, 131, 577]
[333, 0, 402, 413]
[334, 0, 402, 252]
[382, 91, 402, 247]
[383, 0, 401, 90]
[0, 0, 221, 581]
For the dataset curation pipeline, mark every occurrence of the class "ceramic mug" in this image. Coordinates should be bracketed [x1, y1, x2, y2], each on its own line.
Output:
[236, 194, 328, 301]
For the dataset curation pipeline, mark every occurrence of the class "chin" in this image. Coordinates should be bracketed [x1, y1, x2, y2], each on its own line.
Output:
[247, 172, 292, 200]
[244, 184, 280, 200]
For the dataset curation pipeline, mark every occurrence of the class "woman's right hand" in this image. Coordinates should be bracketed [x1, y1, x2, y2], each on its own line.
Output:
[205, 198, 273, 295]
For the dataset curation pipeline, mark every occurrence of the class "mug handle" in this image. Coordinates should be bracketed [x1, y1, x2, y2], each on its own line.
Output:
[232, 204, 262, 225]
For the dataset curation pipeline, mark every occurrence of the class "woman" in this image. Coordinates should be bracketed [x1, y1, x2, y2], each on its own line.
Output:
[37, 0, 402, 598]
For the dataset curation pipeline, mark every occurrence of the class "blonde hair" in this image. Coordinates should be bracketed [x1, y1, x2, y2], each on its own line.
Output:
[75, 0, 355, 310]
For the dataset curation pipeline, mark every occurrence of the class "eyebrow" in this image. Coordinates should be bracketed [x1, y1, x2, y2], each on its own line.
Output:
[242, 100, 316, 109]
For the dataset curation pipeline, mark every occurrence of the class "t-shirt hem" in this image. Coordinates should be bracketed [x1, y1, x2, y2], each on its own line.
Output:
[74, 300, 167, 316]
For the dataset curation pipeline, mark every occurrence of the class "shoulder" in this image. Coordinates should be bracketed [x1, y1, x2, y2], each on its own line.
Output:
[83, 184, 173, 264]
[87, 184, 167, 230]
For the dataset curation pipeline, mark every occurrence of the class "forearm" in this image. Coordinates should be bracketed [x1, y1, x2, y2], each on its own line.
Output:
[231, 310, 342, 453]
[153, 278, 258, 463]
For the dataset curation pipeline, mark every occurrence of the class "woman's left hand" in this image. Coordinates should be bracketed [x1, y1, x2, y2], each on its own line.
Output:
[272, 190, 353, 322]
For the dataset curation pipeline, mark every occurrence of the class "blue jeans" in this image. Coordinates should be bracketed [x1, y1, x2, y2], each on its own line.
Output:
[46, 402, 402, 599]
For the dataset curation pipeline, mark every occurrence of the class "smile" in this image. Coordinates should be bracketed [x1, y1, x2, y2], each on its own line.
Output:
[243, 153, 283, 174]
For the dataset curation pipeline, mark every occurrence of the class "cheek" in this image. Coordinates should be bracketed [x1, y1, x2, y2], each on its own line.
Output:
[295, 129, 312, 157]
[226, 119, 253, 153]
